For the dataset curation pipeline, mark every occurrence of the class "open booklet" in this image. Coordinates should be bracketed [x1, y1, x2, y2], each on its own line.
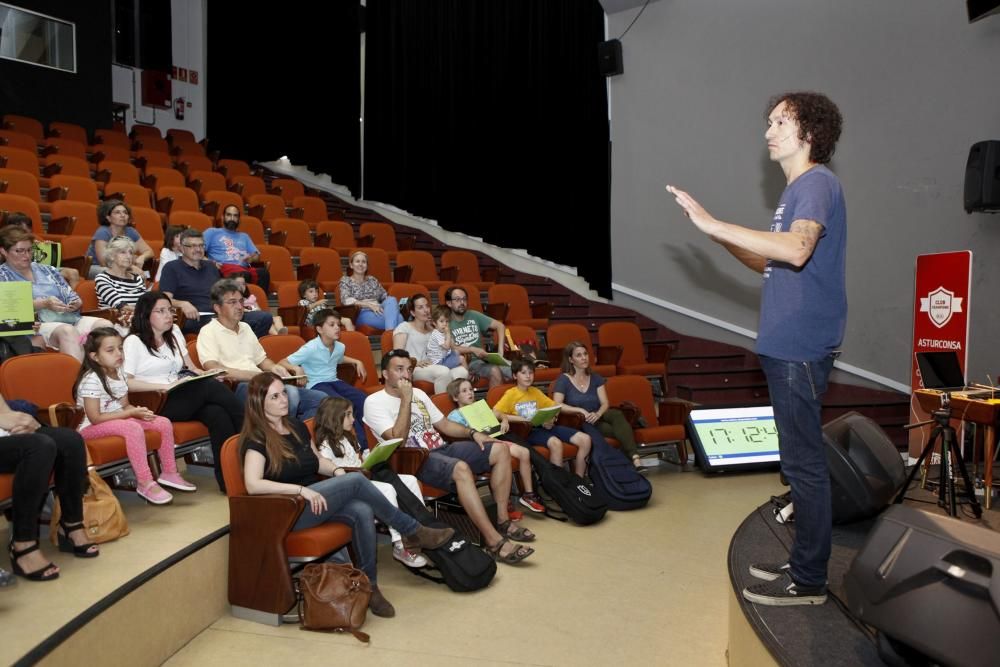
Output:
[362, 438, 403, 470]
[170, 368, 227, 391]
[483, 352, 510, 366]
[0, 282, 34, 337]
[529, 405, 561, 427]
[458, 399, 503, 435]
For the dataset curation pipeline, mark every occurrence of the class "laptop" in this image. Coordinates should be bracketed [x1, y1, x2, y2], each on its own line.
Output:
[916, 351, 993, 397]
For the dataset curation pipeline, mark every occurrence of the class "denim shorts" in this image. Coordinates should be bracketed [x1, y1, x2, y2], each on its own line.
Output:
[417, 440, 494, 490]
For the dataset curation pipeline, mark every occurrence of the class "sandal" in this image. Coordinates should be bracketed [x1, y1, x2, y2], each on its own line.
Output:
[58, 520, 100, 558]
[8, 540, 59, 581]
[485, 536, 534, 564]
[498, 519, 535, 542]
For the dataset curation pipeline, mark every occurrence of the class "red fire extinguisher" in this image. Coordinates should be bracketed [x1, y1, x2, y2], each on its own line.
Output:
[174, 97, 185, 120]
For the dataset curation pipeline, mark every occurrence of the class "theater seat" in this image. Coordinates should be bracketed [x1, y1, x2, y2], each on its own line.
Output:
[603, 374, 691, 466]
[221, 435, 354, 625]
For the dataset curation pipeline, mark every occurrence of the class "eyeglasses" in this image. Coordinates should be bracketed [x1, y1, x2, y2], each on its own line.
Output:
[449, 296, 468, 303]
[182, 242, 205, 249]
[8, 246, 33, 255]
[151, 307, 175, 315]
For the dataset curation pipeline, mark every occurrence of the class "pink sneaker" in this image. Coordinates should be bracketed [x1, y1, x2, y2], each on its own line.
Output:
[137, 480, 173, 505]
[158, 472, 197, 492]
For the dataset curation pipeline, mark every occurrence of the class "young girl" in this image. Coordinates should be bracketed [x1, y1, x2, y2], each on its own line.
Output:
[314, 397, 428, 568]
[447, 378, 544, 514]
[427, 305, 467, 370]
[155, 224, 187, 282]
[493, 359, 592, 476]
[298, 279, 354, 330]
[232, 272, 287, 335]
[74, 327, 195, 505]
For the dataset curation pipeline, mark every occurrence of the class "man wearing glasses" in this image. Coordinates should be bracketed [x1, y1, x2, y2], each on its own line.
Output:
[159, 228, 273, 337]
[445, 285, 511, 389]
[196, 279, 324, 419]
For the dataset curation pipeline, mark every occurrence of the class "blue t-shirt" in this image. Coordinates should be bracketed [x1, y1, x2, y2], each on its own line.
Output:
[551, 373, 605, 413]
[756, 165, 846, 361]
[286, 337, 345, 389]
[88, 226, 141, 266]
[203, 228, 258, 266]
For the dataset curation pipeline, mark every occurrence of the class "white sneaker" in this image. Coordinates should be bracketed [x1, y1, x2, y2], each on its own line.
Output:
[392, 542, 428, 568]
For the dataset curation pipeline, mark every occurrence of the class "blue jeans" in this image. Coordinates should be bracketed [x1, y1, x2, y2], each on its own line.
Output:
[236, 383, 326, 420]
[312, 380, 369, 449]
[758, 354, 835, 589]
[355, 296, 401, 330]
[293, 474, 421, 584]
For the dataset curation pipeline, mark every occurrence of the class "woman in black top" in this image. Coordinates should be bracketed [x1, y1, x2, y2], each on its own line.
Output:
[239, 373, 454, 618]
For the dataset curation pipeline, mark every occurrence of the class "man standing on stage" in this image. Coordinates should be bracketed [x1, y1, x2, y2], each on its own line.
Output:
[667, 92, 846, 606]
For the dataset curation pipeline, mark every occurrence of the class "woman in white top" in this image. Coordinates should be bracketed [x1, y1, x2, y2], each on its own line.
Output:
[123, 290, 244, 492]
[314, 397, 428, 568]
[392, 293, 468, 393]
[154, 224, 186, 283]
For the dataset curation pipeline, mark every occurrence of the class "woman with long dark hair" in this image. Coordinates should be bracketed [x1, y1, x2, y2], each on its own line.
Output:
[239, 373, 455, 618]
[124, 291, 244, 492]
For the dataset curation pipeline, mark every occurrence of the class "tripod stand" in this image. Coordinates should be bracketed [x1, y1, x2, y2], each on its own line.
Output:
[895, 407, 982, 518]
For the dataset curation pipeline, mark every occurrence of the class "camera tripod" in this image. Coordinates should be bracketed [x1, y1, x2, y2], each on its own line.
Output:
[895, 407, 982, 518]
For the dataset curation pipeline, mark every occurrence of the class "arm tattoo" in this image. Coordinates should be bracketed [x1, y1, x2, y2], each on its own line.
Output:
[790, 219, 822, 252]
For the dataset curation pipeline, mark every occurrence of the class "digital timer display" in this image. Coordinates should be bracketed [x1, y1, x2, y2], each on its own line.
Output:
[687, 406, 781, 471]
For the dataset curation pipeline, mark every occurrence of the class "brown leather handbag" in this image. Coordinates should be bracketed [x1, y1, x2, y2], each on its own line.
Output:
[296, 563, 372, 643]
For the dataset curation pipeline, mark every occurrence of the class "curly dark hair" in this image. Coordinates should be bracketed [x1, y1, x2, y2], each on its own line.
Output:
[766, 92, 843, 165]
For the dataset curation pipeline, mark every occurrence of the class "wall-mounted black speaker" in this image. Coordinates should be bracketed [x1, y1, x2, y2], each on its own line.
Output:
[964, 140, 1000, 213]
[823, 411, 906, 524]
[598, 39, 623, 77]
[845, 505, 1000, 667]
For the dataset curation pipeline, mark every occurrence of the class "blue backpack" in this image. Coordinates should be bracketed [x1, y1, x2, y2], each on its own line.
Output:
[586, 430, 652, 511]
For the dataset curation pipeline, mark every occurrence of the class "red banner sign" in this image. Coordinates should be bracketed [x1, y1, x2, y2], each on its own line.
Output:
[908, 250, 972, 455]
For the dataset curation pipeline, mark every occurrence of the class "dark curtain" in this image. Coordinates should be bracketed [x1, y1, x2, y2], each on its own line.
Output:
[364, 0, 611, 296]
[207, 3, 361, 195]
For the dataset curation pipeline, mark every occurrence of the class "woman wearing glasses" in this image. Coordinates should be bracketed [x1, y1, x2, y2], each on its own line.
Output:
[88, 200, 154, 277]
[123, 290, 244, 492]
[0, 226, 114, 361]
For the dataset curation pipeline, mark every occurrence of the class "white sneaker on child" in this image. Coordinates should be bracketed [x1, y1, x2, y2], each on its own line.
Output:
[392, 542, 428, 568]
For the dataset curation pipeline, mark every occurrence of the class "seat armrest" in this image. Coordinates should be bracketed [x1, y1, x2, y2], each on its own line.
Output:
[278, 305, 307, 328]
[45, 186, 69, 202]
[47, 216, 76, 235]
[357, 234, 375, 248]
[658, 398, 696, 426]
[387, 447, 427, 476]
[201, 201, 220, 218]
[557, 412, 584, 429]
[337, 304, 359, 322]
[267, 230, 287, 247]
[596, 345, 622, 367]
[530, 302, 552, 319]
[336, 363, 359, 386]
[155, 196, 174, 215]
[296, 263, 319, 281]
[247, 204, 264, 219]
[61, 255, 89, 275]
[647, 341, 676, 364]
[484, 302, 508, 323]
[398, 235, 416, 250]
[508, 422, 532, 439]
[481, 266, 500, 283]
[287, 207, 305, 220]
[41, 163, 64, 178]
[314, 232, 332, 248]
[39, 402, 84, 429]
[438, 266, 459, 282]
[82, 308, 120, 323]
[393, 264, 413, 284]
[129, 390, 168, 414]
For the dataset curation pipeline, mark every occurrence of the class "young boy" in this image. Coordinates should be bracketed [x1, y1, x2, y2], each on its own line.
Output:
[298, 278, 355, 330]
[280, 307, 369, 448]
[493, 359, 591, 476]
[427, 305, 467, 369]
[446, 378, 544, 513]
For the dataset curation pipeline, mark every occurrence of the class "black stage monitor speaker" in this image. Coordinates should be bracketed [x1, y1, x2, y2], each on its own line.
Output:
[823, 411, 905, 524]
[964, 140, 1000, 213]
[845, 504, 1000, 667]
[598, 39, 623, 77]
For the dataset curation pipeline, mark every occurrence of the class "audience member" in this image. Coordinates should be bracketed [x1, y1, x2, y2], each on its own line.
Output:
[89, 200, 153, 278]
[392, 293, 468, 393]
[338, 250, 401, 331]
[444, 285, 511, 388]
[155, 224, 187, 282]
[203, 205, 269, 291]
[1, 212, 79, 287]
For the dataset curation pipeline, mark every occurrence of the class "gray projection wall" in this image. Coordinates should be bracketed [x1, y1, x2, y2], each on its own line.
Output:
[607, 1, 1000, 390]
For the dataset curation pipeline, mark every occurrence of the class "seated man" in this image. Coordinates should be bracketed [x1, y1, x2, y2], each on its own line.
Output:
[203, 205, 270, 292]
[445, 285, 512, 388]
[364, 349, 535, 564]
[196, 279, 325, 420]
[159, 228, 272, 337]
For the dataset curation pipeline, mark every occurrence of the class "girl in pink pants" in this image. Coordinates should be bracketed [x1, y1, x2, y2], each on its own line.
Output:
[74, 327, 195, 504]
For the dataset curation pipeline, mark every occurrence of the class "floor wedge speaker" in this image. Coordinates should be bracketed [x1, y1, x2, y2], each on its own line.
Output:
[964, 140, 1000, 212]
[845, 505, 1000, 667]
[823, 411, 905, 524]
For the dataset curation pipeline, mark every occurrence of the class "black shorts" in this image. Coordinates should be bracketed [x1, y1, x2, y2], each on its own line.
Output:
[417, 440, 494, 491]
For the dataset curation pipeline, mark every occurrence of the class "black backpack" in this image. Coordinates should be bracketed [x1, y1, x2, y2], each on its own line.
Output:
[586, 427, 652, 511]
[528, 448, 608, 525]
[370, 464, 496, 592]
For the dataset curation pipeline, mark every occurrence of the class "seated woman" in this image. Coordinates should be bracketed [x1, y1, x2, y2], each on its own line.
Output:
[240, 373, 455, 618]
[393, 293, 468, 393]
[154, 224, 187, 282]
[338, 250, 401, 331]
[0, 226, 113, 361]
[0, 392, 98, 582]
[124, 291, 245, 493]
[493, 359, 592, 476]
[95, 236, 148, 332]
[88, 200, 154, 278]
[552, 341, 641, 469]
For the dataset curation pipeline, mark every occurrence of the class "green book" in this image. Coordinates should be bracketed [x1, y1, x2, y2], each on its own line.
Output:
[458, 399, 502, 434]
[362, 438, 403, 470]
[0, 282, 35, 337]
[484, 352, 510, 366]
[530, 405, 562, 427]
[33, 240, 61, 268]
